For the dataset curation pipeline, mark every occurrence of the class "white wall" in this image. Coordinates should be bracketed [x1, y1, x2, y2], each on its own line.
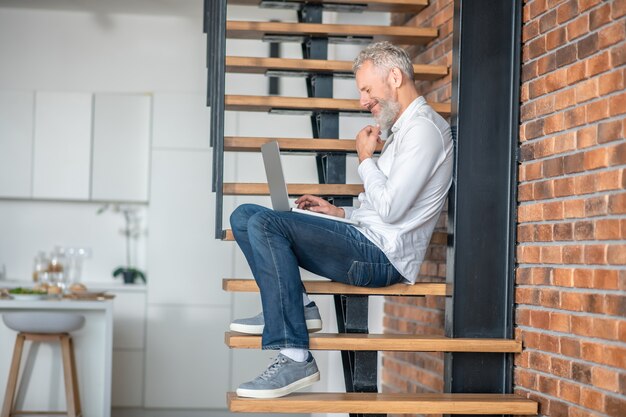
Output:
[0, 0, 208, 281]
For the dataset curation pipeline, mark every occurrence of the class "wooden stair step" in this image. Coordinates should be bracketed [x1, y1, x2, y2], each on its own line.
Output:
[225, 56, 447, 80]
[228, 0, 429, 13]
[223, 279, 449, 296]
[227, 392, 539, 414]
[226, 21, 438, 44]
[226, 332, 522, 352]
[224, 229, 448, 245]
[225, 137, 368, 152]
[225, 95, 451, 117]
[223, 183, 363, 196]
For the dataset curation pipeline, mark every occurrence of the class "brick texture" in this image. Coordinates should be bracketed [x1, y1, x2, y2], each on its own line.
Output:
[388, 1, 625, 417]
[383, 2, 453, 415]
[517, 0, 625, 416]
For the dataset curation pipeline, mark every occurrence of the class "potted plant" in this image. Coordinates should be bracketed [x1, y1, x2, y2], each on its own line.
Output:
[97, 204, 146, 284]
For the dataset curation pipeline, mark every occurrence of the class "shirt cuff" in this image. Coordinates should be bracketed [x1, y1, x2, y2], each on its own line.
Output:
[358, 158, 378, 182]
[342, 206, 355, 219]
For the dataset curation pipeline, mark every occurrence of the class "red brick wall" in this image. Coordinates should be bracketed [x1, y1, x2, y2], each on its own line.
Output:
[386, 1, 625, 416]
[382, 0, 453, 412]
[515, 0, 625, 416]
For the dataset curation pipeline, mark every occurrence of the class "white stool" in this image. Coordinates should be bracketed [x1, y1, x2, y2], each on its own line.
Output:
[1, 312, 85, 417]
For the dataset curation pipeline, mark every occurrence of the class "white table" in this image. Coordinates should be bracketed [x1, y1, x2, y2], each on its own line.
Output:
[0, 298, 113, 417]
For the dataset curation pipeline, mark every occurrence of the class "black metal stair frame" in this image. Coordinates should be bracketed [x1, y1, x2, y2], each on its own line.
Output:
[207, 0, 228, 239]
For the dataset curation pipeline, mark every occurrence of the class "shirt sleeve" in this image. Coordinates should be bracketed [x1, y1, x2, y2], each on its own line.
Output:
[357, 118, 444, 224]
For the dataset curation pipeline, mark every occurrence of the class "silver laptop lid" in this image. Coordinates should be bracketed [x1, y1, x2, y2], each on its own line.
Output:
[261, 141, 291, 212]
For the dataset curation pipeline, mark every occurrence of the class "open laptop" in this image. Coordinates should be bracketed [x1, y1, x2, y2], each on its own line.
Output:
[261, 141, 361, 226]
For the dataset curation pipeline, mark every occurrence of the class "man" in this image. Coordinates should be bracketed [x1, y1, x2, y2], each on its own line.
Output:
[229, 41, 453, 398]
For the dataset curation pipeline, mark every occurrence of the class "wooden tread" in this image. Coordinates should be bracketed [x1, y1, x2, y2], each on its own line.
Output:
[228, 0, 429, 13]
[225, 137, 369, 152]
[226, 21, 438, 44]
[226, 332, 522, 352]
[225, 95, 451, 116]
[223, 279, 449, 296]
[227, 392, 539, 414]
[225, 56, 448, 80]
[224, 229, 448, 245]
[223, 183, 363, 196]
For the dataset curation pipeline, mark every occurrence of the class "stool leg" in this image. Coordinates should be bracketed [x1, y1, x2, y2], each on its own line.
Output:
[2, 333, 26, 417]
[60, 335, 79, 417]
[69, 337, 81, 416]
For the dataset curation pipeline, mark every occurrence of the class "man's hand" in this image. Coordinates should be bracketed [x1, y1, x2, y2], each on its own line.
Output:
[295, 195, 345, 218]
[356, 125, 383, 163]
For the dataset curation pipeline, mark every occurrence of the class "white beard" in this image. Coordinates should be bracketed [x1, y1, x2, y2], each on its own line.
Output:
[374, 98, 401, 131]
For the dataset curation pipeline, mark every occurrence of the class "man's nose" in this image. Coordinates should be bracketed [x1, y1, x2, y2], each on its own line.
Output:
[359, 94, 370, 109]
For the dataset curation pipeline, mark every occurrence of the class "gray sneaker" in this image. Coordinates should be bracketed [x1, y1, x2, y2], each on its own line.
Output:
[236, 353, 320, 398]
[230, 302, 322, 334]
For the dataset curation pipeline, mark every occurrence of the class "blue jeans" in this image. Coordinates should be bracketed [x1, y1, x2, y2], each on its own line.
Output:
[230, 204, 404, 350]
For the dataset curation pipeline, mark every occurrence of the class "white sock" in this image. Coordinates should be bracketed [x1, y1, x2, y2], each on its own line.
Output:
[281, 348, 309, 362]
[302, 292, 312, 306]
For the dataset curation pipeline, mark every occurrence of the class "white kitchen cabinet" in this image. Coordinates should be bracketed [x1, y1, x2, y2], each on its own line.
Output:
[147, 150, 232, 306]
[144, 305, 230, 408]
[92, 94, 151, 202]
[111, 291, 146, 350]
[112, 350, 144, 407]
[152, 93, 210, 150]
[32, 92, 92, 200]
[0, 91, 34, 198]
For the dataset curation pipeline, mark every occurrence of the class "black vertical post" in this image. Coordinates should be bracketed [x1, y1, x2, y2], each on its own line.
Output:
[445, 0, 522, 407]
[268, 41, 281, 95]
[210, 0, 227, 238]
[296, 4, 377, 416]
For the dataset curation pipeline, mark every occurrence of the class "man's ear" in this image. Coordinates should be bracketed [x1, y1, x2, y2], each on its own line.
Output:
[388, 67, 403, 88]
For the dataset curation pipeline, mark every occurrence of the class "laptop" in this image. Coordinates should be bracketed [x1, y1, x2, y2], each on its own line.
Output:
[261, 141, 361, 226]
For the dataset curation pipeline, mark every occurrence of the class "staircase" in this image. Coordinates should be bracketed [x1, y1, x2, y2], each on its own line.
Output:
[205, 0, 537, 415]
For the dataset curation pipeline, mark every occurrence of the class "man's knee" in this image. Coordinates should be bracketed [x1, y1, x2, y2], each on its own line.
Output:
[247, 209, 281, 237]
[230, 204, 265, 230]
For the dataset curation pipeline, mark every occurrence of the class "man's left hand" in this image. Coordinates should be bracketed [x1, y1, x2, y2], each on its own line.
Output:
[295, 195, 345, 218]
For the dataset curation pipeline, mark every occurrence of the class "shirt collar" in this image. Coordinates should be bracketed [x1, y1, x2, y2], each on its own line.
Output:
[390, 96, 426, 134]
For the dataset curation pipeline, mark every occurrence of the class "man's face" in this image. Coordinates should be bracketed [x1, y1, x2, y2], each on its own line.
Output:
[355, 60, 401, 130]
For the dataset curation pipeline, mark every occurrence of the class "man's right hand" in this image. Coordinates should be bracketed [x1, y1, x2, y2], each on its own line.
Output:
[295, 195, 345, 218]
[356, 125, 382, 163]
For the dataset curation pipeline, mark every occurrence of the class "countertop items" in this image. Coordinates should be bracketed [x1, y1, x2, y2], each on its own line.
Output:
[0, 298, 113, 417]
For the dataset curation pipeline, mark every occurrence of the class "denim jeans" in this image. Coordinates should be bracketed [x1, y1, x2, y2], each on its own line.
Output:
[230, 204, 404, 350]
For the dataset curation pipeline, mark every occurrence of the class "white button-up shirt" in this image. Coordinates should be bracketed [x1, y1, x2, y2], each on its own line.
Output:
[344, 96, 454, 283]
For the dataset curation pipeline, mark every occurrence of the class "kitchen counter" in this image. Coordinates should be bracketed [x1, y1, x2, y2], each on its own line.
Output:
[0, 278, 146, 293]
[0, 298, 113, 417]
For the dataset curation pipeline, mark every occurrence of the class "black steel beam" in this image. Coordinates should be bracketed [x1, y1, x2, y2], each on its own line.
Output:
[445, 0, 522, 406]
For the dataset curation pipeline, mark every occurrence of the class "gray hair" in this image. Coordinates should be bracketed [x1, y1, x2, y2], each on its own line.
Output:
[352, 41, 414, 81]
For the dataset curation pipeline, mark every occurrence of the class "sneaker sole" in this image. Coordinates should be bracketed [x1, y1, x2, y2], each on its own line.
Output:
[230, 319, 323, 335]
[236, 371, 320, 399]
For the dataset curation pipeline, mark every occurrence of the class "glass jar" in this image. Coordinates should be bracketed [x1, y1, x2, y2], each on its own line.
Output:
[48, 251, 65, 274]
[32, 251, 49, 282]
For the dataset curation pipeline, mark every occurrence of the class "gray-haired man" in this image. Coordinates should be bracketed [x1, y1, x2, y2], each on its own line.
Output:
[229, 41, 454, 398]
